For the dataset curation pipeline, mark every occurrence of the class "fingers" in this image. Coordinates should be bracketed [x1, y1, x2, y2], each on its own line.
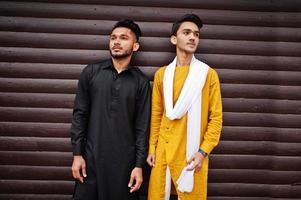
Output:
[186, 160, 197, 171]
[146, 154, 155, 167]
[82, 163, 87, 178]
[129, 176, 143, 193]
[128, 176, 134, 189]
[72, 165, 84, 183]
[187, 156, 193, 164]
[71, 156, 86, 183]
[195, 164, 202, 172]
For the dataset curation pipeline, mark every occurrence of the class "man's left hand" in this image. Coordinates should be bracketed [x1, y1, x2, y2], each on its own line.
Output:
[187, 152, 205, 172]
[128, 167, 143, 193]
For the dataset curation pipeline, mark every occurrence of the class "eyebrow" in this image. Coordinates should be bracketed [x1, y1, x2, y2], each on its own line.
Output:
[110, 33, 130, 37]
[182, 29, 200, 34]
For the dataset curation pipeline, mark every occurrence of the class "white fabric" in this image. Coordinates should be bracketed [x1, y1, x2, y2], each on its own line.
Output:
[163, 56, 209, 199]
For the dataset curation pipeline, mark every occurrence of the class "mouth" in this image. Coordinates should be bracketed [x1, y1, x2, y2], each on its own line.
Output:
[112, 46, 122, 51]
[187, 43, 196, 46]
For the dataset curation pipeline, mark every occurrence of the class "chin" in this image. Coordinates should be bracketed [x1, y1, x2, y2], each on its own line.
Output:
[185, 49, 196, 54]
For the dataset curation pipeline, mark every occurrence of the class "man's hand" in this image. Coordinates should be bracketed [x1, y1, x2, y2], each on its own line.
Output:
[128, 167, 143, 193]
[71, 155, 87, 183]
[146, 154, 155, 167]
[186, 152, 205, 172]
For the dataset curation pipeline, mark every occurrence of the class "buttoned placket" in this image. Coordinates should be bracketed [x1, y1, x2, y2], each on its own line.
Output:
[110, 70, 121, 115]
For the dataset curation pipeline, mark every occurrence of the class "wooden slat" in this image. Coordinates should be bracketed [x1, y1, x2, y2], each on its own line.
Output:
[11, 0, 301, 12]
[0, 137, 71, 152]
[0, 165, 72, 180]
[208, 198, 298, 200]
[223, 112, 301, 128]
[221, 126, 301, 143]
[0, 78, 77, 93]
[0, 194, 71, 200]
[0, 181, 299, 198]
[1, 2, 301, 27]
[1, 93, 300, 114]
[0, 151, 72, 166]
[1, 17, 301, 42]
[209, 169, 301, 184]
[1, 166, 300, 185]
[210, 155, 301, 170]
[1, 107, 301, 128]
[221, 84, 301, 100]
[0, 93, 75, 108]
[1, 151, 300, 170]
[1, 78, 301, 100]
[208, 183, 301, 198]
[214, 141, 301, 156]
[0, 180, 73, 194]
[0, 62, 83, 79]
[222, 98, 301, 114]
[2, 47, 301, 72]
[0, 47, 108, 64]
[1, 122, 300, 143]
[0, 62, 156, 80]
[1, 63, 301, 87]
[0, 122, 70, 137]
[2, 32, 301, 57]
[1, 136, 301, 156]
[217, 69, 301, 86]
[0, 107, 72, 123]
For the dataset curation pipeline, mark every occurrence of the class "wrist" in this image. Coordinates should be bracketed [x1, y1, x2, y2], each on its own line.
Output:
[198, 148, 208, 157]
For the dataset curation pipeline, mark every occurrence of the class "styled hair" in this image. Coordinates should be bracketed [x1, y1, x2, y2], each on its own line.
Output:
[112, 19, 142, 41]
[171, 14, 203, 36]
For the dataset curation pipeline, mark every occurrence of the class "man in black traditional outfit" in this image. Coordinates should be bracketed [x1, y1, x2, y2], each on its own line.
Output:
[71, 19, 151, 200]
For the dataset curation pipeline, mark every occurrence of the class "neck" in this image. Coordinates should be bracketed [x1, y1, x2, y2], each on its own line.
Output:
[176, 51, 193, 66]
[112, 56, 131, 73]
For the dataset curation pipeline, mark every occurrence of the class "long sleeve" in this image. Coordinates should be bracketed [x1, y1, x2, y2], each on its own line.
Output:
[70, 65, 92, 155]
[149, 69, 164, 154]
[200, 70, 223, 154]
[134, 79, 151, 167]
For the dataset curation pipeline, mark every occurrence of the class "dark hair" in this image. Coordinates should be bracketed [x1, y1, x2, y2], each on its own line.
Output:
[171, 14, 203, 36]
[112, 19, 142, 41]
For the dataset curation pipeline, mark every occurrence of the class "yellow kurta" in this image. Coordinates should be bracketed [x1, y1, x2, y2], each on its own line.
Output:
[148, 65, 223, 200]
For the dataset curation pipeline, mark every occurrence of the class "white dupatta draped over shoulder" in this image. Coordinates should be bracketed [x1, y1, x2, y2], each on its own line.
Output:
[163, 55, 209, 199]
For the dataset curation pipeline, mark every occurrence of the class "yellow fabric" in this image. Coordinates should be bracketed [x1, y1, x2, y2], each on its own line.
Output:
[148, 65, 223, 200]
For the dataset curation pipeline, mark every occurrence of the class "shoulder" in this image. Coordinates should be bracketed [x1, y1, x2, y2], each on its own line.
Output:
[206, 67, 221, 85]
[208, 67, 219, 78]
[81, 59, 111, 78]
[153, 66, 167, 81]
[130, 66, 150, 83]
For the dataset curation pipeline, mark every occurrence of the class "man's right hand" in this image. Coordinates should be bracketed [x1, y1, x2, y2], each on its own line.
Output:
[146, 154, 155, 167]
[72, 155, 87, 183]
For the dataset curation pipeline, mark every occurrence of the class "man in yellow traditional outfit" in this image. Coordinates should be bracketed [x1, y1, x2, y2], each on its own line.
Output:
[147, 14, 223, 200]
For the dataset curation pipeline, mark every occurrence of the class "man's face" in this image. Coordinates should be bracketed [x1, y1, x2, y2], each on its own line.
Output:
[109, 27, 139, 59]
[172, 21, 200, 54]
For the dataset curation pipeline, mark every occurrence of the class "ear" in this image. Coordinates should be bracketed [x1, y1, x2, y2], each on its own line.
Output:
[170, 35, 177, 45]
[133, 42, 140, 52]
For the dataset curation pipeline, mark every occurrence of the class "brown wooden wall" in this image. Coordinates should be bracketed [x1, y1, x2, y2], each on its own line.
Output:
[0, 0, 301, 199]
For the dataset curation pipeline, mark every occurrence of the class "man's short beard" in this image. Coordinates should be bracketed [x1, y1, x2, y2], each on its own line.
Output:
[110, 50, 132, 59]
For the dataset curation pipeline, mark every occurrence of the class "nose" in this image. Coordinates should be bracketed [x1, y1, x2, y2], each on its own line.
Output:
[189, 34, 196, 41]
[114, 38, 120, 44]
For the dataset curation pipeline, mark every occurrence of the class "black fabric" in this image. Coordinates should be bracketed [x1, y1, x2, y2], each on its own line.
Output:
[71, 59, 151, 200]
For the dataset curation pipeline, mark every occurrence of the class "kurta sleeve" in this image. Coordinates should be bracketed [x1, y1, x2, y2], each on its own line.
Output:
[134, 79, 151, 167]
[200, 69, 223, 155]
[70, 65, 92, 155]
[149, 69, 164, 155]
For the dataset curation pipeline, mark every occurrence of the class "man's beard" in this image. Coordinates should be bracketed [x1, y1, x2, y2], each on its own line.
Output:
[110, 50, 132, 59]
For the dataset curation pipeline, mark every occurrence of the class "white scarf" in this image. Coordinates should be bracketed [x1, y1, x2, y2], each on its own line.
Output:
[163, 56, 209, 199]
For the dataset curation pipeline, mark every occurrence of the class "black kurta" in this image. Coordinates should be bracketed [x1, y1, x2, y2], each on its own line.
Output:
[71, 59, 151, 200]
